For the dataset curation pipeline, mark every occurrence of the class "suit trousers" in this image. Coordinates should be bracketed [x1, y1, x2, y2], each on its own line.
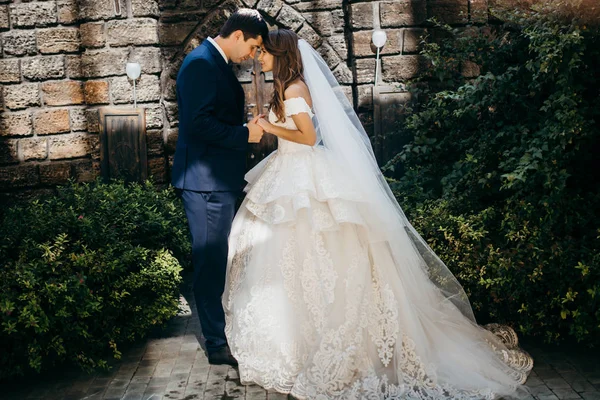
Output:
[178, 189, 239, 353]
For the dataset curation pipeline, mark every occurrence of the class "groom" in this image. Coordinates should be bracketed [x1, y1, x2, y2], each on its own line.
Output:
[172, 9, 268, 366]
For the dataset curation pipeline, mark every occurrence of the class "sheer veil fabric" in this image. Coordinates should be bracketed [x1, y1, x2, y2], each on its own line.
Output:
[222, 39, 533, 400]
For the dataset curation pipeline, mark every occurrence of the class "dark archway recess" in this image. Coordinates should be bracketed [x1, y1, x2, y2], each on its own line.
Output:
[161, 0, 352, 171]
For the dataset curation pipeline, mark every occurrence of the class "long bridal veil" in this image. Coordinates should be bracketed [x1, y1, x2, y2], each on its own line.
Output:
[296, 38, 533, 398]
[299, 39, 475, 320]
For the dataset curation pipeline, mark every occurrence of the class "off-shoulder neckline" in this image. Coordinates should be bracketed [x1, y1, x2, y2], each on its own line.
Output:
[284, 96, 313, 108]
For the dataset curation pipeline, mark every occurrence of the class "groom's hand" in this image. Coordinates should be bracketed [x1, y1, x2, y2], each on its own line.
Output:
[247, 121, 264, 143]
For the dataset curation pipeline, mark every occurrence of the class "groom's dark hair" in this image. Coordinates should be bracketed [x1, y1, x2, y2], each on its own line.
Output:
[220, 9, 269, 41]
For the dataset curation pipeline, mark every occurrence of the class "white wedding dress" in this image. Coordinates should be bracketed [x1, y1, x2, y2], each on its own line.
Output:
[223, 97, 533, 400]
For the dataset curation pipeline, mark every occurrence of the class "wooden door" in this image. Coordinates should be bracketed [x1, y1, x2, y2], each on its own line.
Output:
[373, 85, 412, 179]
[234, 55, 277, 171]
[99, 108, 147, 182]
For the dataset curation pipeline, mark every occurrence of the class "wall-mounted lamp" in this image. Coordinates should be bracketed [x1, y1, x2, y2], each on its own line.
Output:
[372, 30, 387, 86]
[126, 62, 141, 108]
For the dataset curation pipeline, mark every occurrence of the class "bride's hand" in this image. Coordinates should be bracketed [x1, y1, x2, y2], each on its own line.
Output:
[257, 117, 273, 133]
[249, 114, 265, 125]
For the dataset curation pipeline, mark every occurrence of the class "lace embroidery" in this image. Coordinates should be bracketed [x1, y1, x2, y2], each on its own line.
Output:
[368, 264, 399, 368]
[223, 94, 533, 400]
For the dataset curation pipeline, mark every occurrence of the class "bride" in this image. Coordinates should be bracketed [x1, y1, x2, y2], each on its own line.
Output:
[222, 29, 533, 400]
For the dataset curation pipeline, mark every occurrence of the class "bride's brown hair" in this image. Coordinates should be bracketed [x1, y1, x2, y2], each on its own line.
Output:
[263, 29, 304, 122]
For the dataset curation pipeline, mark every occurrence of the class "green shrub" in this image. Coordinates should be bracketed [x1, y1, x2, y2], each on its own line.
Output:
[0, 180, 190, 379]
[388, 8, 600, 345]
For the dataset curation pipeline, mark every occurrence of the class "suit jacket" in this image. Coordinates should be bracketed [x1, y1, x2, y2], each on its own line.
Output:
[172, 40, 249, 192]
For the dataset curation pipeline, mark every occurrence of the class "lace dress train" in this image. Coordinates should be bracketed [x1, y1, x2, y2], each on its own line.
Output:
[223, 97, 533, 400]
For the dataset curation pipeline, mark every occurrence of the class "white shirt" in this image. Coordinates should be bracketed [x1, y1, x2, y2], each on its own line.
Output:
[207, 37, 228, 63]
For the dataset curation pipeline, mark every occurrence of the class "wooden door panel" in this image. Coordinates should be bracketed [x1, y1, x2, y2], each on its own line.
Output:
[99, 108, 147, 182]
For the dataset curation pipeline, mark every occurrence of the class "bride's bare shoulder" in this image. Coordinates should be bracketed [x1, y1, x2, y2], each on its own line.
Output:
[284, 81, 312, 107]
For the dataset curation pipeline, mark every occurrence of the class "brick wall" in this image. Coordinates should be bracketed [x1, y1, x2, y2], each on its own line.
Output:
[0, 0, 487, 201]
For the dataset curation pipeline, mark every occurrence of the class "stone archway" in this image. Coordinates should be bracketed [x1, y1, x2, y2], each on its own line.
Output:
[157, 0, 354, 169]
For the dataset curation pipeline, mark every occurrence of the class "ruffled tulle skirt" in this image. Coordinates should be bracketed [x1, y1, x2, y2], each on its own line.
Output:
[223, 146, 533, 400]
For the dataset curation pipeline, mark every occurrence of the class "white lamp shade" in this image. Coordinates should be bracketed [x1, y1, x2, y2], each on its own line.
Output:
[126, 62, 141, 80]
[372, 30, 387, 48]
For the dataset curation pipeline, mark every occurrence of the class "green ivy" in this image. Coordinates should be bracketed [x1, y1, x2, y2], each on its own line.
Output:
[388, 9, 600, 345]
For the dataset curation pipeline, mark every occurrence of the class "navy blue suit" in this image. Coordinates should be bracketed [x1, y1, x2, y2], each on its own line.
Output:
[172, 40, 249, 352]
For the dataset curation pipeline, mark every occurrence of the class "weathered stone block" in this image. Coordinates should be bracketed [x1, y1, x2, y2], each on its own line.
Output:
[33, 109, 71, 135]
[41, 81, 84, 106]
[278, 5, 303, 31]
[85, 109, 100, 133]
[317, 43, 341, 70]
[70, 159, 96, 182]
[257, 0, 283, 18]
[331, 9, 346, 34]
[80, 22, 105, 48]
[129, 47, 162, 74]
[1, 112, 32, 137]
[382, 55, 429, 81]
[21, 137, 48, 161]
[158, 21, 197, 46]
[107, 18, 158, 46]
[83, 80, 109, 104]
[65, 55, 84, 78]
[164, 101, 178, 126]
[49, 132, 94, 160]
[22, 56, 65, 81]
[10, 2, 57, 28]
[357, 84, 373, 110]
[293, 0, 341, 11]
[163, 77, 177, 101]
[0, 5, 9, 31]
[0, 59, 20, 83]
[339, 85, 354, 107]
[37, 28, 81, 54]
[132, 0, 160, 17]
[3, 83, 40, 110]
[351, 2, 373, 30]
[302, 11, 334, 36]
[427, 0, 469, 25]
[327, 35, 348, 60]
[2, 30, 37, 56]
[380, 1, 427, 27]
[144, 104, 164, 129]
[70, 108, 87, 131]
[297, 23, 322, 48]
[148, 157, 166, 182]
[0, 139, 18, 165]
[81, 48, 129, 78]
[356, 58, 376, 84]
[0, 164, 39, 188]
[57, 0, 79, 25]
[40, 162, 72, 184]
[79, 0, 126, 21]
[146, 129, 164, 156]
[333, 63, 352, 85]
[111, 75, 161, 104]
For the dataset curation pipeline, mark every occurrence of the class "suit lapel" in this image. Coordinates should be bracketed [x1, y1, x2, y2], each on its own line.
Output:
[203, 40, 245, 118]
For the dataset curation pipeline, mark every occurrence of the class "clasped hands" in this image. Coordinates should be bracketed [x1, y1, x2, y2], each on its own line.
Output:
[247, 114, 273, 143]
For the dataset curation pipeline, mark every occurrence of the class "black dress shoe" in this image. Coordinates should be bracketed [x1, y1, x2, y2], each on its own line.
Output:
[208, 346, 238, 367]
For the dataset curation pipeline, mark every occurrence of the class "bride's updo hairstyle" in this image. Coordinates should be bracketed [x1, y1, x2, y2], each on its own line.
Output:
[263, 29, 304, 123]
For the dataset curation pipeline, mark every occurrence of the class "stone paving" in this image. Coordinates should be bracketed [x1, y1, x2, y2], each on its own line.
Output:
[2, 277, 600, 400]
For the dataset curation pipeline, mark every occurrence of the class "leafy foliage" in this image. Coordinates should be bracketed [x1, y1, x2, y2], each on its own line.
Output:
[389, 8, 600, 345]
[0, 180, 190, 379]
